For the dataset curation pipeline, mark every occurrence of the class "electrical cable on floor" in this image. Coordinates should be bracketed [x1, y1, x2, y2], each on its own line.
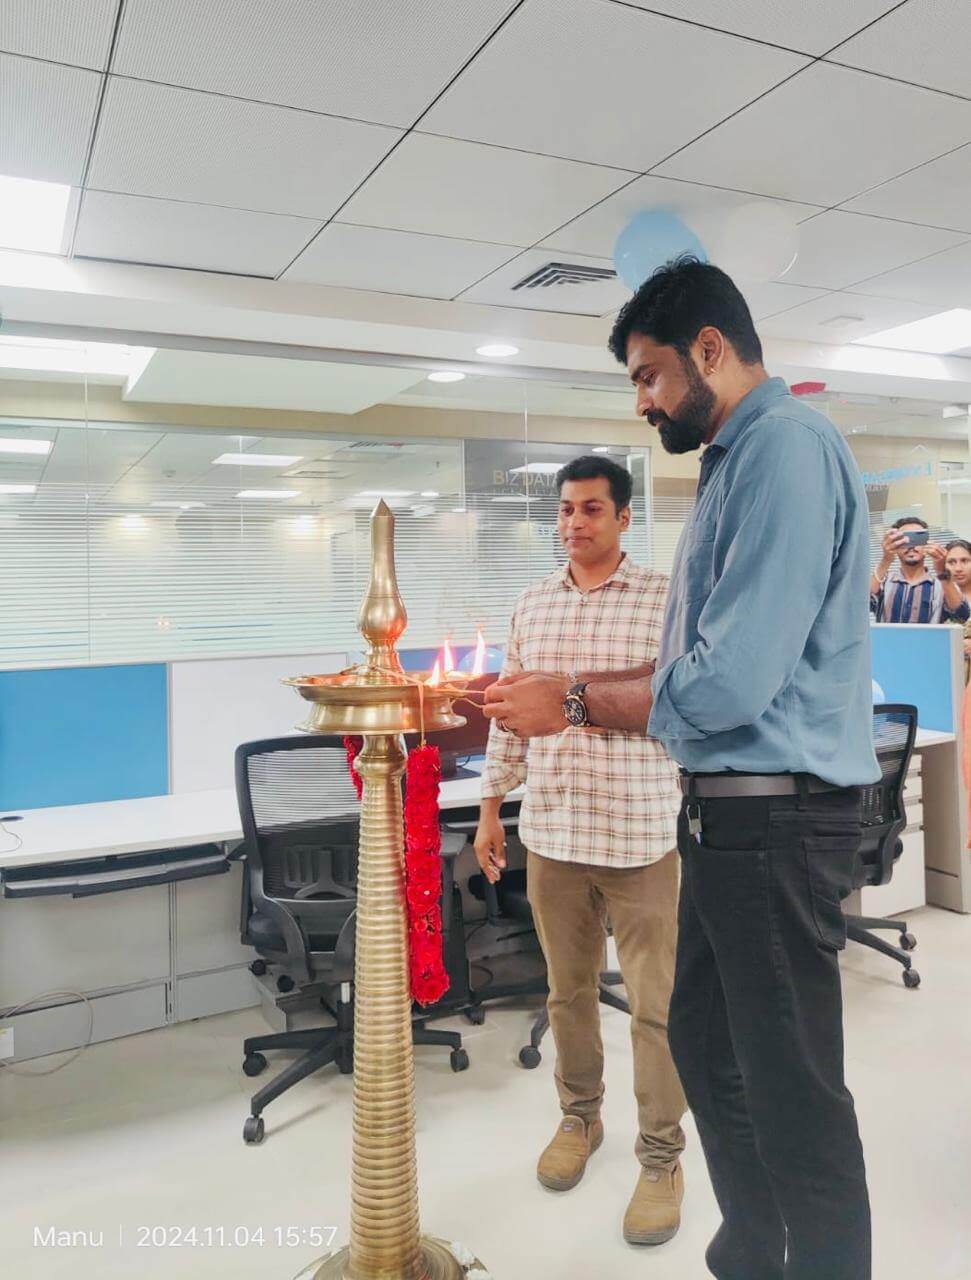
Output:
[0, 816, 23, 854]
[0, 990, 95, 1076]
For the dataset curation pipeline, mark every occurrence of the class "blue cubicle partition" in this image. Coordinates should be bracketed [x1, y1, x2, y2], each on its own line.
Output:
[0, 664, 169, 809]
[870, 624, 956, 733]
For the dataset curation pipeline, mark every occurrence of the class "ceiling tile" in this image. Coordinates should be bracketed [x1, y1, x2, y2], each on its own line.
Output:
[758, 291, 943, 342]
[421, 0, 806, 170]
[737, 280, 828, 321]
[283, 223, 519, 298]
[544, 172, 820, 259]
[0, 53, 101, 184]
[622, 0, 898, 55]
[0, 0, 117, 68]
[850, 241, 971, 308]
[74, 190, 321, 277]
[656, 63, 971, 206]
[785, 211, 967, 290]
[340, 133, 634, 248]
[87, 78, 401, 219]
[457, 250, 634, 315]
[831, 0, 971, 99]
[113, 0, 518, 127]
[845, 143, 971, 233]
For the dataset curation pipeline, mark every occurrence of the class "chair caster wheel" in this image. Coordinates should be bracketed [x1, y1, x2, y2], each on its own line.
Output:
[519, 1046, 542, 1069]
[243, 1116, 265, 1144]
[249, 959, 267, 976]
[276, 975, 295, 993]
[450, 1049, 470, 1072]
[242, 1052, 267, 1077]
[900, 932, 917, 951]
[464, 1007, 486, 1025]
[903, 969, 921, 989]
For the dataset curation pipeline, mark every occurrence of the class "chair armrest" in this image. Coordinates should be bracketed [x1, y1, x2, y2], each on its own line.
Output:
[333, 908, 357, 978]
[439, 828, 467, 859]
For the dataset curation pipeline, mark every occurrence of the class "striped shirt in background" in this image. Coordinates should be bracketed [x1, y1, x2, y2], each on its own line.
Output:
[479, 555, 680, 869]
[870, 567, 971, 625]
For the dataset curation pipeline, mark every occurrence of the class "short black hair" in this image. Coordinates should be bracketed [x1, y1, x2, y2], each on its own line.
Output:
[556, 454, 632, 513]
[608, 255, 763, 366]
[892, 515, 929, 530]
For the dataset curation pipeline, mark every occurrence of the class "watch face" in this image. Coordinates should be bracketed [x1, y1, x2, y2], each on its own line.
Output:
[564, 696, 586, 726]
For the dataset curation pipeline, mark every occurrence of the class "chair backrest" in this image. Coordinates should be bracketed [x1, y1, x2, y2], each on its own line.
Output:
[859, 705, 918, 887]
[235, 735, 362, 976]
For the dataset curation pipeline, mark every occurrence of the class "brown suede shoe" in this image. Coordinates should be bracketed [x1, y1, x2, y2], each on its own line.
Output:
[536, 1115, 604, 1191]
[623, 1162, 684, 1245]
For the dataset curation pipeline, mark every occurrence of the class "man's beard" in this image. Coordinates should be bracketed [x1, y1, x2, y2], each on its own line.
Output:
[650, 358, 716, 455]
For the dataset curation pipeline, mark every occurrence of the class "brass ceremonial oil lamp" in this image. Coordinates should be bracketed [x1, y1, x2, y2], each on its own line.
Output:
[284, 501, 488, 1280]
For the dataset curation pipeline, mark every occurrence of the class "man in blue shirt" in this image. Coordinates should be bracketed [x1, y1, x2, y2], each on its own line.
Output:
[484, 257, 880, 1280]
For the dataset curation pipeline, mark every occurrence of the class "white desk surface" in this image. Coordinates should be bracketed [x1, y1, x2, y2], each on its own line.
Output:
[0, 764, 516, 872]
[2, 730, 955, 873]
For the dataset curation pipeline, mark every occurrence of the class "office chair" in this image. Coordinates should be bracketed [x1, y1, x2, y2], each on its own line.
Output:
[843, 704, 921, 988]
[467, 868, 630, 1068]
[235, 735, 469, 1145]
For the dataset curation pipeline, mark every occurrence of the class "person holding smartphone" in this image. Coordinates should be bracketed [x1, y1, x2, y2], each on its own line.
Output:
[870, 516, 970, 623]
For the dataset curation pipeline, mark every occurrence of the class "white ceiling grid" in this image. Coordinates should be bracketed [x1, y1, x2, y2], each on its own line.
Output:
[3, 0, 971, 333]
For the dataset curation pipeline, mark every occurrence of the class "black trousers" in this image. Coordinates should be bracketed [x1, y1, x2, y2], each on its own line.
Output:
[669, 784, 871, 1280]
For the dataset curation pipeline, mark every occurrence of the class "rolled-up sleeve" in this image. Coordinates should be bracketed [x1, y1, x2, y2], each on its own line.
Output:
[479, 604, 529, 798]
[650, 423, 838, 742]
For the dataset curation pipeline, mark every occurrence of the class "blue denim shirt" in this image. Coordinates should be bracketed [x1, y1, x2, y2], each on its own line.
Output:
[649, 377, 880, 787]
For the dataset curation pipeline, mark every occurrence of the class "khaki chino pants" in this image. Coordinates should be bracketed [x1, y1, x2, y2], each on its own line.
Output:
[526, 847, 686, 1170]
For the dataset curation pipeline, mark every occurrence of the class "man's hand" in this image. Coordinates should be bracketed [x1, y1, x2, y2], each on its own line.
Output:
[483, 671, 571, 738]
[473, 812, 506, 884]
[880, 528, 909, 566]
[926, 542, 948, 575]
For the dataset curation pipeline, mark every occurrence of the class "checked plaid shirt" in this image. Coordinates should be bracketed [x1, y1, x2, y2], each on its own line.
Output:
[480, 554, 680, 868]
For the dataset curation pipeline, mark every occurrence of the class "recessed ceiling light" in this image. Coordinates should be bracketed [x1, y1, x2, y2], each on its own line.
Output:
[151, 501, 205, 509]
[476, 343, 519, 358]
[420, 490, 440, 498]
[0, 174, 71, 253]
[236, 489, 300, 499]
[0, 437, 52, 455]
[510, 462, 561, 476]
[592, 446, 613, 454]
[212, 453, 303, 467]
[427, 371, 465, 383]
[854, 309, 971, 354]
[0, 483, 36, 494]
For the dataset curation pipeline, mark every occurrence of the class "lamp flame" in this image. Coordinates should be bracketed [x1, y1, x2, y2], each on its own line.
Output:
[442, 636, 455, 675]
[428, 658, 441, 686]
[470, 629, 486, 677]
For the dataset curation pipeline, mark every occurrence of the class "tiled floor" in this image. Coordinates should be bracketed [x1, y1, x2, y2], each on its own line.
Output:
[1, 905, 969, 1279]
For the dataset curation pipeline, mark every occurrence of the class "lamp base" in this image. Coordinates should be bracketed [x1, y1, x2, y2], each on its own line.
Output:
[312, 1236, 485, 1280]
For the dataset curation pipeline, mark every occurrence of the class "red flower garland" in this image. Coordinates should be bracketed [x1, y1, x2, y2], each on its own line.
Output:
[342, 735, 450, 1007]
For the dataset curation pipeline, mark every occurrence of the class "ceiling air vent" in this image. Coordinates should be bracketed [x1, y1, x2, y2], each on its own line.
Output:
[513, 261, 617, 290]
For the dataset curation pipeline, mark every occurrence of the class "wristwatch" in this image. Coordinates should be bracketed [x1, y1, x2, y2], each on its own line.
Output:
[563, 681, 590, 728]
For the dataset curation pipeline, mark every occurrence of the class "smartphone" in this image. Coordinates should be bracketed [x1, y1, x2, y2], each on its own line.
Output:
[902, 531, 930, 548]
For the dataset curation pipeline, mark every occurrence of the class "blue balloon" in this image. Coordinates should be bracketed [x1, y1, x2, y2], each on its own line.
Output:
[458, 646, 504, 675]
[613, 211, 708, 291]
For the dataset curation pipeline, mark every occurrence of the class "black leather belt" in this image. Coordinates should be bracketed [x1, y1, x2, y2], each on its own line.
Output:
[679, 773, 842, 799]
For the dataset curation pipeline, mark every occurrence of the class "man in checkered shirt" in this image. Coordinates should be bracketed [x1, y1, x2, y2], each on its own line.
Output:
[475, 454, 686, 1248]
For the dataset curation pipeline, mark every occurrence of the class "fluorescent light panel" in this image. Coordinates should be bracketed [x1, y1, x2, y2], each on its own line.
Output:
[236, 489, 300, 499]
[427, 371, 465, 383]
[476, 343, 519, 358]
[0, 437, 52, 455]
[0, 483, 36, 494]
[212, 453, 303, 467]
[0, 335, 154, 377]
[853, 309, 971, 354]
[0, 175, 71, 253]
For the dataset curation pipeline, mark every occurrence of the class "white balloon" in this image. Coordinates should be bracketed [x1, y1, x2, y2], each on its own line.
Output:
[703, 201, 800, 282]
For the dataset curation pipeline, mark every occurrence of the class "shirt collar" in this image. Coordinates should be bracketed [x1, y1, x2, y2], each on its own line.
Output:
[705, 376, 790, 458]
[559, 552, 632, 591]
[887, 566, 936, 587]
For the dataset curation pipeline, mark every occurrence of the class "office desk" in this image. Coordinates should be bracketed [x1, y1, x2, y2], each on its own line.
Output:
[0, 766, 520, 1062]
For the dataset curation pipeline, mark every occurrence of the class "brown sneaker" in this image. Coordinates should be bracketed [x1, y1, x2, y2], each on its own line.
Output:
[536, 1115, 604, 1191]
[623, 1162, 684, 1245]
